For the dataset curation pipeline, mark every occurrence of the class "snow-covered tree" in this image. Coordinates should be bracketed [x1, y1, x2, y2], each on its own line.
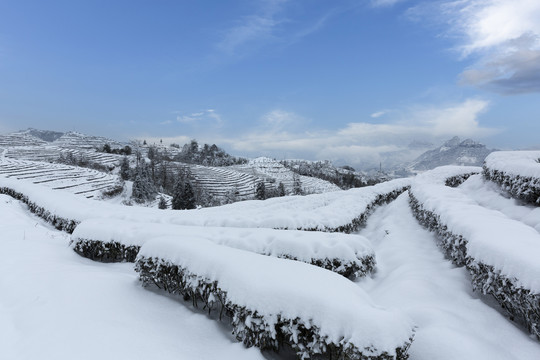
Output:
[120, 156, 130, 180]
[256, 182, 266, 200]
[131, 161, 157, 203]
[158, 196, 168, 209]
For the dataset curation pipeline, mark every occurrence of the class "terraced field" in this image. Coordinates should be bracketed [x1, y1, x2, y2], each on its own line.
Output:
[230, 157, 341, 194]
[0, 158, 123, 199]
[3, 146, 122, 167]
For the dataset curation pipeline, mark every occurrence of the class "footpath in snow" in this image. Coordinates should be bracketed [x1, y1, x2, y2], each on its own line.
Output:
[357, 193, 540, 360]
[0, 194, 265, 360]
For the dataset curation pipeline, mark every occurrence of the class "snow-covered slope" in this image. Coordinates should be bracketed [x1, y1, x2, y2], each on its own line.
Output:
[0, 158, 123, 199]
[0, 194, 266, 360]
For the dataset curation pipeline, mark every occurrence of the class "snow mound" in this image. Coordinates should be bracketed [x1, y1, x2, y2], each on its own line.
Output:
[0, 175, 410, 233]
[72, 219, 376, 278]
[484, 151, 540, 205]
[136, 236, 415, 359]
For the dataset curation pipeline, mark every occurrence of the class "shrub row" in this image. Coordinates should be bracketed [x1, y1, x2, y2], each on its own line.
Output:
[71, 235, 375, 279]
[445, 172, 480, 188]
[483, 166, 540, 205]
[293, 186, 410, 233]
[0, 186, 79, 233]
[71, 238, 139, 262]
[136, 254, 413, 360]
[409, 192, 540, 340]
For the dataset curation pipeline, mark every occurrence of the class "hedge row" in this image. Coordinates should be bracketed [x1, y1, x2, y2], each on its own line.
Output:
[445, 172, 480, 188]
[409, 192, 540, 340]
[293, 186, 410, 233]
[483, 166, 540, 205]
[136, 255, 413, 360]
[0, 186, 79, 233]
[71, 236, 375, 279]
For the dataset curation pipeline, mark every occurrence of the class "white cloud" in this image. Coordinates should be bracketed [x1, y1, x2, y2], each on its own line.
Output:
[423, 0, 540, 94]
[176, 109, 223, 125]
[370, 110, 387, 118]
[220, 99, 499, 169]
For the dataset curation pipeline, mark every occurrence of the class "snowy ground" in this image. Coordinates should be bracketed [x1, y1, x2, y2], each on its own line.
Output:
[0, 194, 265, 360]
[2, 190, 540, 359]
[358, 193, 540, 360]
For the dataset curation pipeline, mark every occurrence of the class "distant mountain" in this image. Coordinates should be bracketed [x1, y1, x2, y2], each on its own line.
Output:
[407, 136, 494, 172]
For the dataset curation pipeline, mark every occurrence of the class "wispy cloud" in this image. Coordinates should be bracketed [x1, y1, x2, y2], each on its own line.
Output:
[370, 0, 409, 8]
[215, 0, 339, 58]
[370, 110, 389, 118]
[216, 0, 288, 56]
[175, 109, 223, 125]
[408, 0, 540, 94]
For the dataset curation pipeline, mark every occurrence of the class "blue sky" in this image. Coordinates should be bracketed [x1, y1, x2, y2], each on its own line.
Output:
[0, 0, 539, 167]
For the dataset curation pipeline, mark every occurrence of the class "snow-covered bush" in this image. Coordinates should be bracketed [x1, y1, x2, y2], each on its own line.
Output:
[0, 186, 79, 233]
[135, 236, 414, 359]
[483, 151, 540, 205]
[445, 171, 480, 187]
[409, 166, 540, 339]
[71, 219, 376, 279]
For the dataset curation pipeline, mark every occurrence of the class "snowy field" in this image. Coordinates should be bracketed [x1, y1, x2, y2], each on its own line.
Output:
[2, 152, 540, 359]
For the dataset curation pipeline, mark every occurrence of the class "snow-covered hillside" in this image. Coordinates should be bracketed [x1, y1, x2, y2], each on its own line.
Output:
[2, 138, 540, 360]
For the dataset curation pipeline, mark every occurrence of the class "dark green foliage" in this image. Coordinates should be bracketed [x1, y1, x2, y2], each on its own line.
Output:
[292, 173, 303, 195]
[171, 172, 196, 210]
[409, 192, 540, 340]
[277, 182, 286, 197]
[131, 160, 157, 203]
[445, 172, 480, 187]
[182, 181, 196, 209]
[483, 166, 540, 206]
[158, 196, 168, 209]
[71, 238, 140, 262]
[135, 256, 412, 360]
[100, 143, 132, 155]
[120, 156, 130, 180]
[255, 182, 266, 200]
[173, 139, 247, 166]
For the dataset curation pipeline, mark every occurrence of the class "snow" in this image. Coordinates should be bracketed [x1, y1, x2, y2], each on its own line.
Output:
[138, 236, 415, 356]
[485, 151, 540, 178]
[72, 218, 374, 273]
[357, 194, 540, 360]
[0, 175, 410, 231]
[459, 174, 540, 233]
[410, 166, 540, 293]
[0, 194, 265, 360]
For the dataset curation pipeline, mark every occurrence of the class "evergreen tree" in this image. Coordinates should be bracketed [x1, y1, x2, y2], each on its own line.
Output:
[182, 181, 196, 209]
[131, 161, 157, 203]
[120, 156, 130, 180]
[278, 182, 286, 197]
[158, 196, 168, 209]
[293, 173, 303, 195]
[256, 182, 266, 200]
[171, 177, 184, 210]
